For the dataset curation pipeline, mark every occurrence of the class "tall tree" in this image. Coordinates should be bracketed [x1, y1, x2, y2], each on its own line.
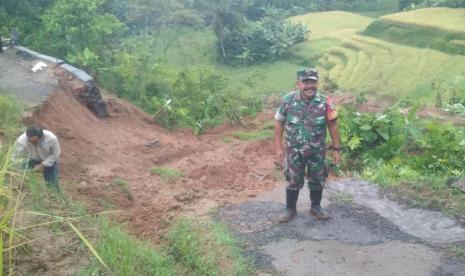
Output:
[104, 0, 203, 32]
[42, 0, 126, 57]
[195, 0, 248, 58]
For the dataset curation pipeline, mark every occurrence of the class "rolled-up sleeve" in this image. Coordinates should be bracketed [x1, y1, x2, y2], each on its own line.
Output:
[275, 99, 288, 122]
[41, 139, 61, 167]
[326, 96, 338, 121]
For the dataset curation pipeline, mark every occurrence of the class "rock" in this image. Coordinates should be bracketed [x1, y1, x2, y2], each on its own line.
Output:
[144, 139, 160, 148]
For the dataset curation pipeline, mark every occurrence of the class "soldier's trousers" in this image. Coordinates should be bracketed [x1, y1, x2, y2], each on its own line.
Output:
[284, 146, 327, 191]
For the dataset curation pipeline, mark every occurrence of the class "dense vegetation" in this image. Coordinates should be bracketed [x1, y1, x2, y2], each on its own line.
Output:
[337, 101, 465, 215]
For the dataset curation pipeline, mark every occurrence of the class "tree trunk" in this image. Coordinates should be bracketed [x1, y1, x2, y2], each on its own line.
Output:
[219, 36, 226, 58]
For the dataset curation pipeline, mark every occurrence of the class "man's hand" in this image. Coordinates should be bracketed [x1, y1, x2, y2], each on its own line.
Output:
[33, 164, 44, 172]
[332, 150, 342, 165]
[327, 119, 342, 165]
[275, 148, 284, 169]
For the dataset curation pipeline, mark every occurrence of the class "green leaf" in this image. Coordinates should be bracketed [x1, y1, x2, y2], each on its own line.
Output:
[348, 136, 363, 150]
[67, 221, 108, 270]
[360, 125, 372, 131]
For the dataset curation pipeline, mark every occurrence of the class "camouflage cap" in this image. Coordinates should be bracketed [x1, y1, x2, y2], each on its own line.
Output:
[297, 68, 318, 81]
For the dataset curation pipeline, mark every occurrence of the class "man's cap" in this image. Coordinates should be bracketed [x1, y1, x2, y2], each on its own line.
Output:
[297, 68, 318, 81]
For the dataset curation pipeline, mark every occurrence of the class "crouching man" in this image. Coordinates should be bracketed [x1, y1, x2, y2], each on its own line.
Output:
[12, 126, 61, 190]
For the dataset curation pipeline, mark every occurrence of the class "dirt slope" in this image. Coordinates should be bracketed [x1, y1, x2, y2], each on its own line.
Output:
[30, 69, 279, 239]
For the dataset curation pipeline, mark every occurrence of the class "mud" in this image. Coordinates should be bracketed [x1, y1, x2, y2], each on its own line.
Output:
[27, 74, 279, 239]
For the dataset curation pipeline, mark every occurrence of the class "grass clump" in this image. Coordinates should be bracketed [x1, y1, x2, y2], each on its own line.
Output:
[449, 245, 465, 259]
[168, 218, 255, 276]
[111, 177, 133, 200]
[79, 220, 176, 276]
[0, 93, 23, 141]
[150, 166, 184, 182]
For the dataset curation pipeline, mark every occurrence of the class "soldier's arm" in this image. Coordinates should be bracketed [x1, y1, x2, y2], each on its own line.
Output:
[274, 97, 288, 165]
[327, 119, 341, 149]
[325, 96, 341, 150]
[274, 120, 285, 153]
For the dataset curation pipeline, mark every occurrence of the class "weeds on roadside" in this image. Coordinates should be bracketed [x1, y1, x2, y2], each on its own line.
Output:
[338, 102, 465, 216]
[449, 245, 465, 259]
[79, 219, 176, 276]
[168, 218, 255, 276]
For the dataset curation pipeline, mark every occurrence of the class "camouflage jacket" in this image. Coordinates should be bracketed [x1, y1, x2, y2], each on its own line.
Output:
[275, 90, 337, 148]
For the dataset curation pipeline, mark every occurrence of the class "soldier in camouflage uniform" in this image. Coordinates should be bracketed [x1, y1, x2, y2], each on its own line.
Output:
[274, 68, 341, 222]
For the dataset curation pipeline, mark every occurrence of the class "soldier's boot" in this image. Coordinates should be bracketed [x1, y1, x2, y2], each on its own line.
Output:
[309, 189, 330, 220]
[278, 189, 299, 224]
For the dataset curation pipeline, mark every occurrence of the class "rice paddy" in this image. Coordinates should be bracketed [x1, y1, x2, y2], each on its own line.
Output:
[289, 9, 465, 100]
[380, 7, 465, 33]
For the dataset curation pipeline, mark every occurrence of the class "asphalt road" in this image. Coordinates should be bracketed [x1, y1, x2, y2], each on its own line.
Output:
[218, 178, 465, 276]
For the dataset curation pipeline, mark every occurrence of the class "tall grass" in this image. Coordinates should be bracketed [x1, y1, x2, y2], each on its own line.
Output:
[0, 94, 23, 275]
[79, 219, 176, 276]
[0, 146, 19, 276]
[168, 218, 255, 276]
[0, 94, 23, 141]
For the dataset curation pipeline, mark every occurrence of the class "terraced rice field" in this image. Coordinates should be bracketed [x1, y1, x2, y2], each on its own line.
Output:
[290, 11, 374, 39]
[291, 9, 465, 100]
[380, 7, 465, 33]
[318, 35, 465, 99]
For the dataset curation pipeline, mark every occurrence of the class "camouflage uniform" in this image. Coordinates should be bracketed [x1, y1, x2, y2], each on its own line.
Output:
[275, 90, 337, 191]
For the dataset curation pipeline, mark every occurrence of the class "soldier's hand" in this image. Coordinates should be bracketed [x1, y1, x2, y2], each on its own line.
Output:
[332, 150, 342, 165]
[274, 149, 284, 169]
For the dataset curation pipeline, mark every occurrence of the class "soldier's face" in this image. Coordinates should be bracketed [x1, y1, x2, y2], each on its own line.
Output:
[297, 79, 318, 97]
